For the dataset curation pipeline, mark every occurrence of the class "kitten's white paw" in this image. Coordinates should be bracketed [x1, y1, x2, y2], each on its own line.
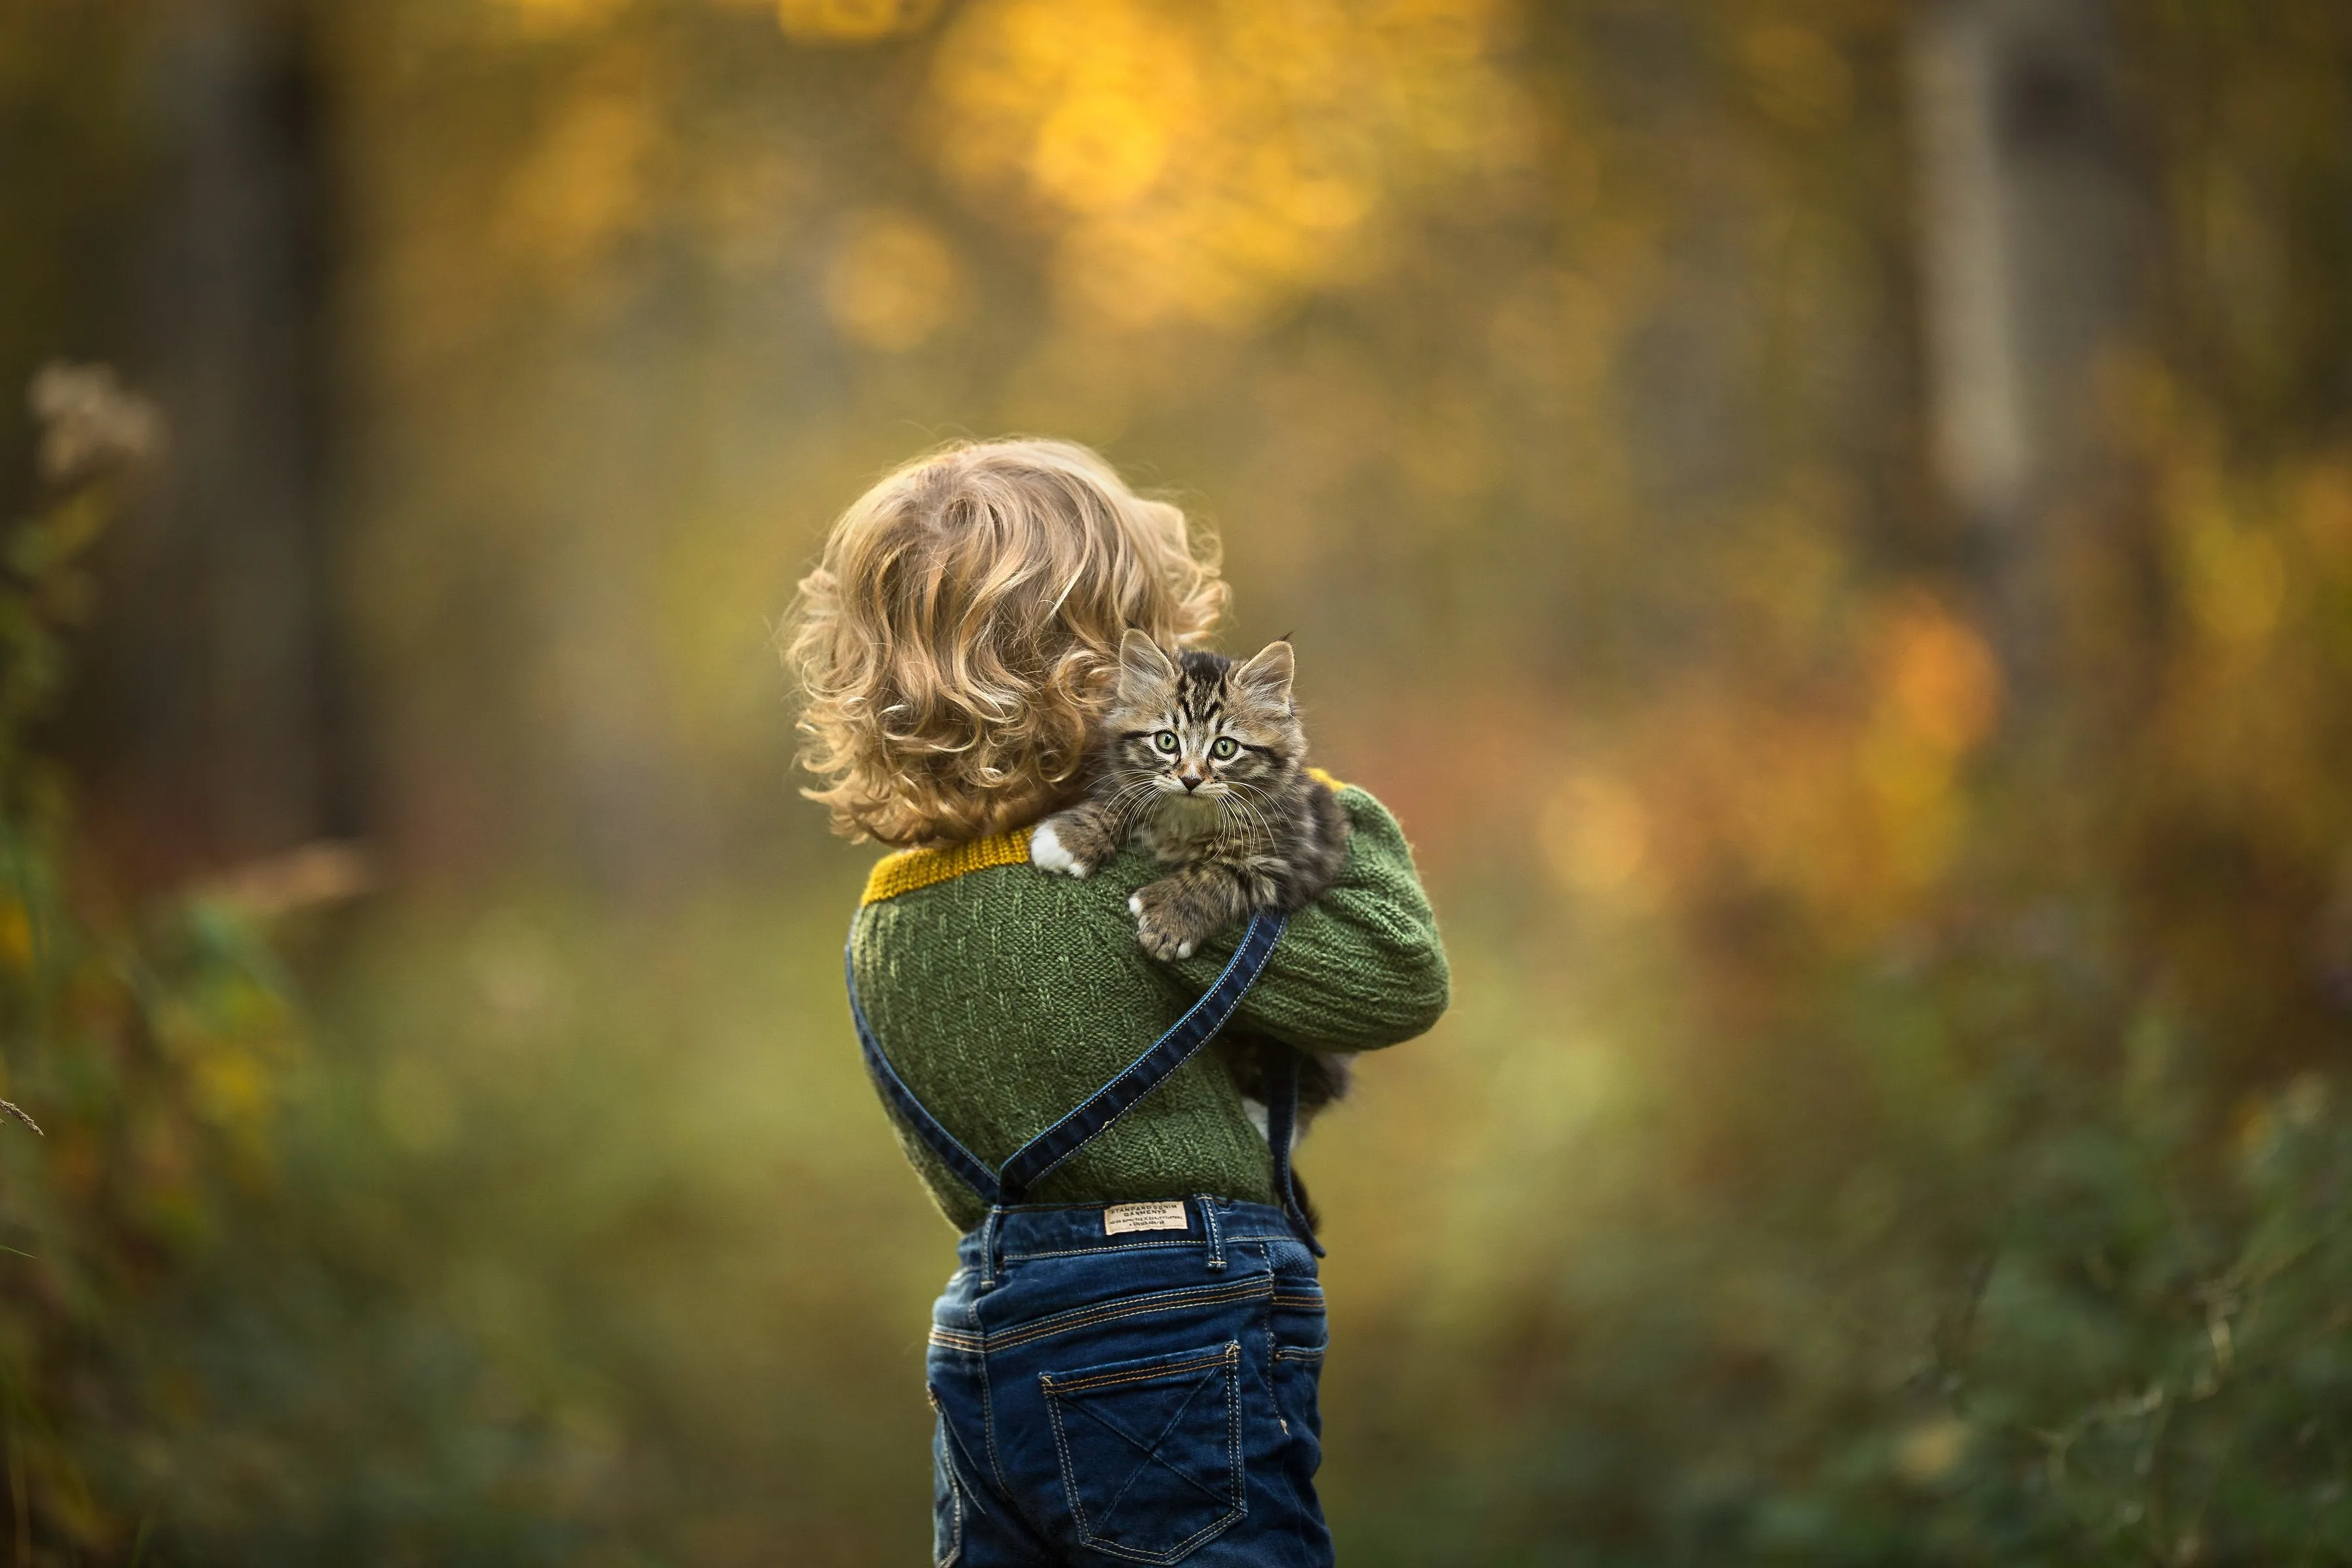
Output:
[1127, 892, 1143, 915]
[1176, 941, 1196, 958]
[1030, 822, 1088, 878]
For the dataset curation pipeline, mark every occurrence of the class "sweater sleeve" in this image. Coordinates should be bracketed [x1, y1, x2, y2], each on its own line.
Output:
[1161, 785, 1449, 1053]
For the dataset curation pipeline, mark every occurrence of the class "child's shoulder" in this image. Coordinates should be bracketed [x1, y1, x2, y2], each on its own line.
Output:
[858, 770, 1396, 911]
[860, 825, 1036, 907]
[854, 822, 1149, 943]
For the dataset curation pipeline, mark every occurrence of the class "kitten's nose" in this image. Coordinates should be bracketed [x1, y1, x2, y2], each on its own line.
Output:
[1180, 772, 1203, 791]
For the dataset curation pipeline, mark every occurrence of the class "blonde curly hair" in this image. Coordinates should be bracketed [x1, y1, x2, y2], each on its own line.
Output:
[784, 438, 1228, 846]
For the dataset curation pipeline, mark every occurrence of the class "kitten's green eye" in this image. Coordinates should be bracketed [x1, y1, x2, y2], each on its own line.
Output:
[1152, 731, 1178, 754]
[1210, 737, 1238, 760]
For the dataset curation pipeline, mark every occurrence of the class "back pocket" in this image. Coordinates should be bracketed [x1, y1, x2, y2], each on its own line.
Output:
[1040, 1341, 1244, 1563]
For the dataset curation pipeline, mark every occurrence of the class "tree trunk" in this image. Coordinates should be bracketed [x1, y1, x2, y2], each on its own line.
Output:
[98, 0, 355, 879]
[1909, 0, 2149, 700]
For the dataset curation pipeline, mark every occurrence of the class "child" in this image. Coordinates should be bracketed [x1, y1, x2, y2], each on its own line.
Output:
[785, 438, 1448, 1566]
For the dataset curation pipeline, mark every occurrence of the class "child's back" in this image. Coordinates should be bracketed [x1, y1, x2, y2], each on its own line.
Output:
[852, 780, 1446, 1232]
[789, 439, 1447, 1565]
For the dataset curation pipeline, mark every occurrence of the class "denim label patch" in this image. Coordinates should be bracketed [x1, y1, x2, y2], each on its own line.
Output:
[1102, 1201, 1189, 1235]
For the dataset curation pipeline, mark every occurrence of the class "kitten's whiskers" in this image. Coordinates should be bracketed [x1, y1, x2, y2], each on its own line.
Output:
[1217, 787, 1277, 857]
[1097, 776, 1163, 830]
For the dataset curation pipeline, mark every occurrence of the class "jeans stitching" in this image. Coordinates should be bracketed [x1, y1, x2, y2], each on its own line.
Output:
[1041, 1347, 1246, 1565]
[1060, 1352, 1232, 1526]
[1254, 1243, 1280, 1401]
[997, 1230, 1296, 1262]
[1001, 1240, 1201, 1262]
[935, 1294, 1315, 1357]
[1041, 1345, 1237, 1395]
[967, 1292, 1015, 1499]
[934, 1430, 964, 1567]
[944, 1276, 1273, 1355]
[936, 1404, 1000, 1520]
[1226, 1332, 1243, 1533]
[932, 1232, 1324, 1563]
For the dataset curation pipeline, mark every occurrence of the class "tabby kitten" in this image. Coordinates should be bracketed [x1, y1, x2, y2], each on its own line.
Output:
[1030, 629, 1355, 1149]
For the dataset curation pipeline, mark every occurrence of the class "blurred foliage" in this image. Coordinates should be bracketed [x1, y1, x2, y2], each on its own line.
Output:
[0, 367, 300, 1560]
[6, 0, 2352, 1563]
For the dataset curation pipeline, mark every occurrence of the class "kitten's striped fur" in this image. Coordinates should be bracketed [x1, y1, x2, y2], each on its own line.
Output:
[1032, 630, 1355, 1176]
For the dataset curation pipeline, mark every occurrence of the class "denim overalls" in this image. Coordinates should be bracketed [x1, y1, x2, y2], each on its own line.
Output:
[849, 911, 1333, 1567]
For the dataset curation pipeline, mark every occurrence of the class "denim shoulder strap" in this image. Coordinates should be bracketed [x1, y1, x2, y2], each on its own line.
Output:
[997, 910, 1286, 1198]
[845, 941, 1005, 1205]
[845, 909, 1288, 1207]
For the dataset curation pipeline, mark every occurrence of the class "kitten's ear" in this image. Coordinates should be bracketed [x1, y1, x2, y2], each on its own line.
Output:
[1234, 640, 1295, 704]
[1117, 627, 1177, 695]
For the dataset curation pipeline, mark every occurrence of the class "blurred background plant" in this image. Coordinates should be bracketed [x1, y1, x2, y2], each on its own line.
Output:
[5, 0, 2352, 1561]
[0, 360, 305, 1561]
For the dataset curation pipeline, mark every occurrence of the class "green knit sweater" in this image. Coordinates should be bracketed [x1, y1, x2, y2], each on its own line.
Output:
[849, 781, 1449, 1232]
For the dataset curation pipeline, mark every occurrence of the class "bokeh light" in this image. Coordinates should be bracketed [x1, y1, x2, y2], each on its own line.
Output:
[7, 1, 2352, 1562]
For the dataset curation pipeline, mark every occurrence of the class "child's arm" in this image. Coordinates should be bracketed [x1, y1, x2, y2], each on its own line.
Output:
[1159, 785, 1448, 1052]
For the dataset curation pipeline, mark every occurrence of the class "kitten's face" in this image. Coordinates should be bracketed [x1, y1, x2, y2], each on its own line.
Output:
[1103, 632, 1300, 808]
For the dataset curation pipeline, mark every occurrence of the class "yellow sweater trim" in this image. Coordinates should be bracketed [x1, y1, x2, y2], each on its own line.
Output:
[862, 827, 1035, 906]
[858, 771, 1348, 906]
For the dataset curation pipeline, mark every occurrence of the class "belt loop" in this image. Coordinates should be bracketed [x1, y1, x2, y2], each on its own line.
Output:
[1197, 1194, 1226, 1272]
[978, 1206, 1004, 1289]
